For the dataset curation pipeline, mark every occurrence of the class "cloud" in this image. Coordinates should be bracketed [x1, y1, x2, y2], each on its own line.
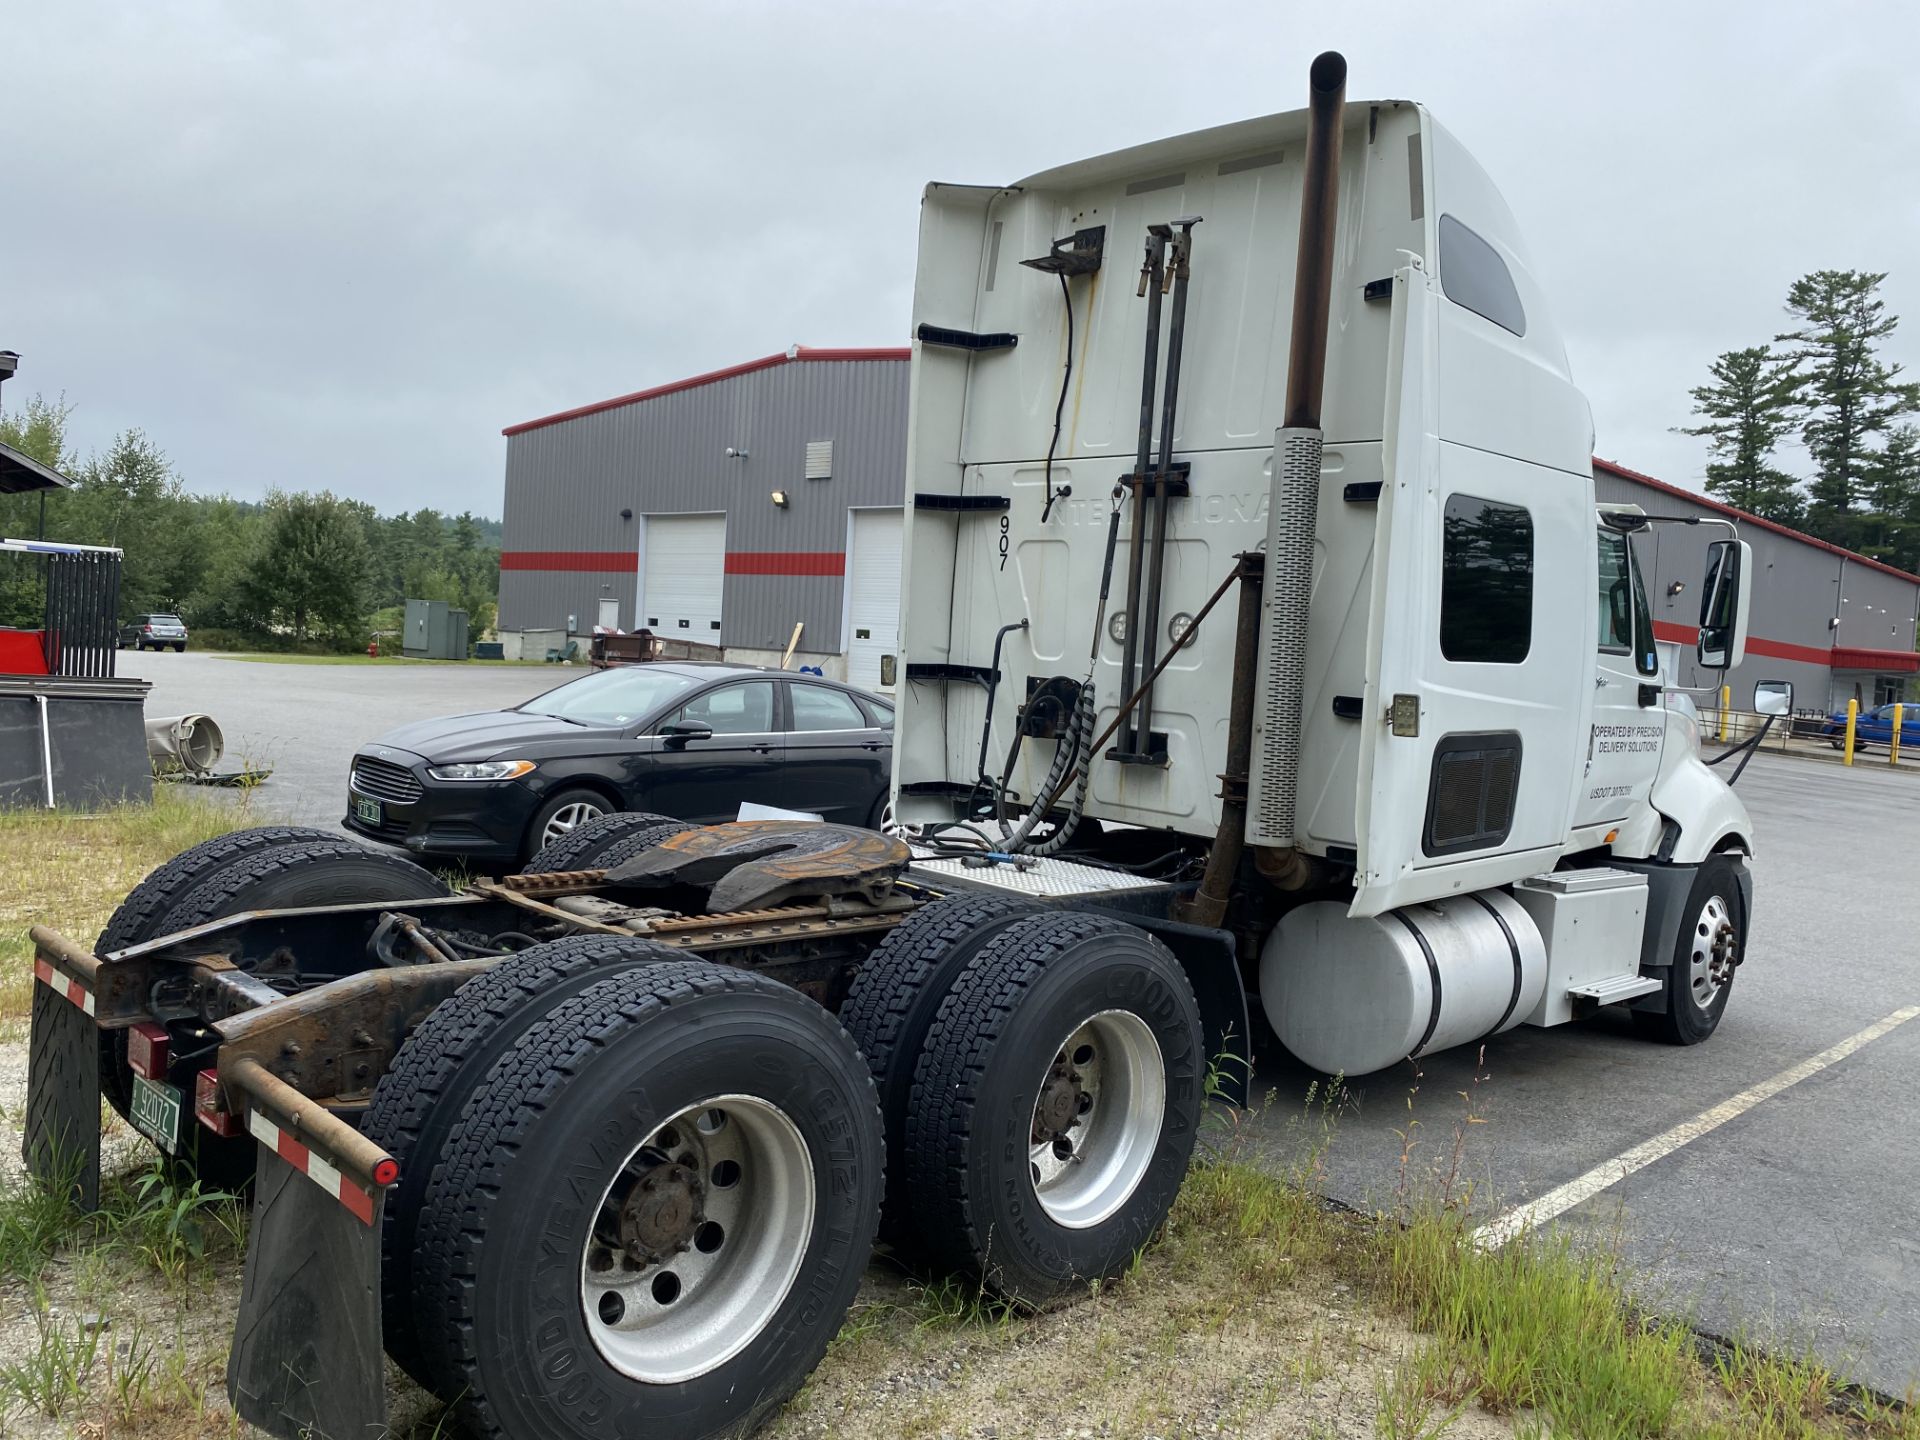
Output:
[5, 0, 1917, 514]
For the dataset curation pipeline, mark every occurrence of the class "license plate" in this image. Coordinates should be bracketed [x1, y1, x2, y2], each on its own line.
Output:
[130, 1075, 183, 1155]
[353, 795, 382, 826]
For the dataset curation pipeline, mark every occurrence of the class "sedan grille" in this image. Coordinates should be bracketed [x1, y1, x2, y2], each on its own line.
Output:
[351, 756, 423, 804]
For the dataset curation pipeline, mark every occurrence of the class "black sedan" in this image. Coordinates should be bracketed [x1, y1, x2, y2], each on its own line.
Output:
[343, 662, 893, 866]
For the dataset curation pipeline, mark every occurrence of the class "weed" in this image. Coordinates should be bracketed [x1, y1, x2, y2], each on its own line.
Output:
[0, 1296, 105, 1419]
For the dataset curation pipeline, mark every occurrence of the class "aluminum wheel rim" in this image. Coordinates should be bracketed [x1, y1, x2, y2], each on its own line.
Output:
[580, 1095, 814, 1383]
[542, 799, 606, 847]
[1688, 894, 1737, 1009]
[1027, 1009, 1165, 1230]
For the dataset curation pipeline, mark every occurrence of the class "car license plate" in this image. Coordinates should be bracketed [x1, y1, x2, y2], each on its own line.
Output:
[130, 1075, 183, 1155]
[354, 795, 382, 826]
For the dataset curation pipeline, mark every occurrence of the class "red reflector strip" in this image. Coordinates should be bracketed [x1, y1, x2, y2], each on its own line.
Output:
[196, 1069, 242, 1137]
[245, 1109, 385, 1225]
[127, 1022, 170, 1080]
[33, 957, 95, 1016]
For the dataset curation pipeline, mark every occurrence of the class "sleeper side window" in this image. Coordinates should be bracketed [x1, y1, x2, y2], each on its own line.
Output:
[1438, 214, 1527, 337]
[1440, 495, 1533, 665]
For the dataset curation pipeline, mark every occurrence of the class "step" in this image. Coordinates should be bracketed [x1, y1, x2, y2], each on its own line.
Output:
[1567, 973, 1663, 1005]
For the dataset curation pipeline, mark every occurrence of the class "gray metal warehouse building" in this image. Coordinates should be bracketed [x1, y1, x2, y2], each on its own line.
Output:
[1596, 458, 1920, 714]
[498, 346, 909, 689]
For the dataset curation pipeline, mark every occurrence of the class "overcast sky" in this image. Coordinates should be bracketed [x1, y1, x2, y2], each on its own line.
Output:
[5, 1, 1917, 518]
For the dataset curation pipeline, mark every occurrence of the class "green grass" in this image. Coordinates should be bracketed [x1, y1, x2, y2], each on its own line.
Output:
[0, 791, 254, 1034]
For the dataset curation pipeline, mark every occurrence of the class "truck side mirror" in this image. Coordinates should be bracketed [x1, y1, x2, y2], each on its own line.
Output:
[1752, 679, 1792, 716]
[1696, 539, 1752, 671]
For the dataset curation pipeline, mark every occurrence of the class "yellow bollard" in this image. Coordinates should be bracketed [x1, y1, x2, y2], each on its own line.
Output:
[1844, 698, 1859, 766]
[1893, 704, 1905, 767]
[1719, 685, 1731, 742]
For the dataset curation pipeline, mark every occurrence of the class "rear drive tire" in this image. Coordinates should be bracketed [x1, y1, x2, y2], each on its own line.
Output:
[105, 837, 448, 1190]
[902, 910, 1203, 1305]
[363, 934, 693, 1389]
[1633, 854, 1745, 1046]
[526, 787, 616, 862]
[94, 826, 360, 1174]
[520, 811, 691, 874]
[838, 893, 1037, 1248]
[414, 960, 883, 1439]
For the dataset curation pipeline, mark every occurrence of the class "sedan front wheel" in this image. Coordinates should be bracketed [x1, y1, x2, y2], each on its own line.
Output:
[529, 787, 615, 858]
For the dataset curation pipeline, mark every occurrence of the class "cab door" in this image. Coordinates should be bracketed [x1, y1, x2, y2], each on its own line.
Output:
[1351, 263, 1590, 917]
[1571, 527, 1664, 832]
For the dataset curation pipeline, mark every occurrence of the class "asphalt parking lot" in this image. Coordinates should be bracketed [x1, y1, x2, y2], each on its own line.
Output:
[1252, 749, 1920, 1398]
[122, 651, 1920, 1394]
[123, 649, 562, 832]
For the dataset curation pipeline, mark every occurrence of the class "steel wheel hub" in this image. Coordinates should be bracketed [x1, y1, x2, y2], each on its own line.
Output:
[1688, 894, 1738, 1008]
[581, 1096, 813, 1383]
[1027, 1010, 1165, 1230]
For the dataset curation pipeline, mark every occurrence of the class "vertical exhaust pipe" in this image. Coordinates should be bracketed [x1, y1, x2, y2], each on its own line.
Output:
[1245, 51, 1347, 865]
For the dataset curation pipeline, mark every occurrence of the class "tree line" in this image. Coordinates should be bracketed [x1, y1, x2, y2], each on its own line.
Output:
[0, 395, 500, 649]
[1681, 269, 1920, 569]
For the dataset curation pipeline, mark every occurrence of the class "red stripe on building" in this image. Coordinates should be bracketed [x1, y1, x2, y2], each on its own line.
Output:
[503, 346, 911, 437]
[1649, 621, 1901, 670]
[500, 551, 639, 573]
[724, 551, 846, 577]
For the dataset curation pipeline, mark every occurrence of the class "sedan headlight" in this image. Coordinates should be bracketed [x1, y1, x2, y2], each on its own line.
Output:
[427, 760, 537, 781]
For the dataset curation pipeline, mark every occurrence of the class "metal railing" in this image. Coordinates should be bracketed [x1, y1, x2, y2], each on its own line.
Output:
[42, 549, 121, 679]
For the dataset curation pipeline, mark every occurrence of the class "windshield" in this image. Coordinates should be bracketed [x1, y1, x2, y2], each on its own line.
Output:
[520, 667, 699, 728]
[151, 615, 182, 625]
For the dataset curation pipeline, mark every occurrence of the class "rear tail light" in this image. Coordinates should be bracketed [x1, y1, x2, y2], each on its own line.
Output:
[126, 1022, 170, 1080]
[142, 624, 153, 633]
[195, 1069, 242, 1137]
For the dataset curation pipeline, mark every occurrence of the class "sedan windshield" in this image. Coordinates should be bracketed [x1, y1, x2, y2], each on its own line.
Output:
[520, 667, 699, 728]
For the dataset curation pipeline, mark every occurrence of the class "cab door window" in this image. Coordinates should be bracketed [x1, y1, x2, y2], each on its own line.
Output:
[1596, 529, 1659, 677]
[1440, 495, 1533, 664]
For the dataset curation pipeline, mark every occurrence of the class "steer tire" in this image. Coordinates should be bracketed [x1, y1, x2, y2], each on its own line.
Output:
[520, 811, 692, 874]
[901, 910, 1203, 1306]
[838, 893, 1039, 1248]
[412, 960, 883, 1439]
[92, 826, 363, 1183]
[363, 934, 698, 1389]
[1633, 854, 1746, 1046]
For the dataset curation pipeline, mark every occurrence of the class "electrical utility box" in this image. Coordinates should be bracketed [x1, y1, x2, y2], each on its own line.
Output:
[403, 599, 471, 660]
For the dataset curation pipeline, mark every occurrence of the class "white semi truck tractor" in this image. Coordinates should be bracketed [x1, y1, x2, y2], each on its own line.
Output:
[22, 52, 1757, 1440]
[896, 49, 1756, 1077]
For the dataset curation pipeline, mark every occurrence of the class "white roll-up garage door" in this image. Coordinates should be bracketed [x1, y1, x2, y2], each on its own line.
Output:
[846, 508, 903, 693]
[641, 514, 726, 638]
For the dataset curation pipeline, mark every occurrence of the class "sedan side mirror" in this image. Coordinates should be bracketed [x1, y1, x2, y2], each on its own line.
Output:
[1697, 538, 1752, 672]
[660, 720, 713, 748]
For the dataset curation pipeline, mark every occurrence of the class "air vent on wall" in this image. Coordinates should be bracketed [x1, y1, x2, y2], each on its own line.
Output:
[805, 440, 832, 481]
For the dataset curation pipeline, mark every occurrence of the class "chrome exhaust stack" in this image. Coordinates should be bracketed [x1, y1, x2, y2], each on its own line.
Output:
[1246, 51, 1347, 863]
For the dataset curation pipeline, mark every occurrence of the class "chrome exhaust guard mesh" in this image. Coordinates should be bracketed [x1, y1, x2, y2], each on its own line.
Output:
[1246, 426, 1324, 848]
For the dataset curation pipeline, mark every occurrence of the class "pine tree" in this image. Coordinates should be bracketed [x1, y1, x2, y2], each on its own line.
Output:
[1676, 346, 1804, 522]
[1863, 423, 1920, 572]
[1776, 270, 1920, 545]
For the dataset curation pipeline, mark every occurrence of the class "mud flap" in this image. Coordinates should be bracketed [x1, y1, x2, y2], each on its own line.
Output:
[23, 974, 102, 1210]
[227, 1142, 389, 1440]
